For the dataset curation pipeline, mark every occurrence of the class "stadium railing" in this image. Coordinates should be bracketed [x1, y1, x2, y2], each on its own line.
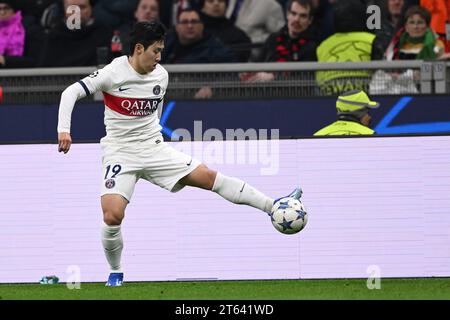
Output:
[0, 61, 448, 104]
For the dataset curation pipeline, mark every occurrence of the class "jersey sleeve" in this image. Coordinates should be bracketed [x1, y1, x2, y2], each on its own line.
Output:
[78, 67, 115, 95]
[57, 67, 115, 133]
[57, 82, 88, 133]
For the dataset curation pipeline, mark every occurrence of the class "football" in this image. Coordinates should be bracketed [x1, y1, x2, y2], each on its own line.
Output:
[270, 197, 308, 235]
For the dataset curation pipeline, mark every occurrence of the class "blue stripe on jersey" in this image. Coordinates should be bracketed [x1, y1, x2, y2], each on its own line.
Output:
[78, 80, 90, 96]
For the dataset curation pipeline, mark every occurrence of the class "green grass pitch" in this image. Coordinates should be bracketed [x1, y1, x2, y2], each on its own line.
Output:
[0, 278, 449, 300]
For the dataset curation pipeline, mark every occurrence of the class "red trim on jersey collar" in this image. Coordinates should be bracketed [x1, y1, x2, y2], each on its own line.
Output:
[103, 91, 162, 117]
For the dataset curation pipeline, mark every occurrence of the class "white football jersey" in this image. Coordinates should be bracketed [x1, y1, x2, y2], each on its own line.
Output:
[79, 56, 168, 144]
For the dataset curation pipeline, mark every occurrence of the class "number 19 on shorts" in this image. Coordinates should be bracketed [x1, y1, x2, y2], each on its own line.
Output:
[104, 164, 122, 189]
[104, 164, 122, 179]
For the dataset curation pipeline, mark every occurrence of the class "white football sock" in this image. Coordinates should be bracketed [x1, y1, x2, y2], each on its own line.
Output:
[101, 223, 123, 273]
[212, 172, 274, 214]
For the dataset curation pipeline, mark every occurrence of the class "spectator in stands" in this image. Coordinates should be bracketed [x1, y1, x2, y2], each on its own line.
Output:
[114, 0, 160, 57]
[225, 0, 285, 59]
[34, 0, 112, 67]
[420, 0, 450, 52]
[159, 0, 202, 28]
[370, 5, 445, 94]
[162, 8, 237, 63]
[0, 0, 64, 68]
[200, 0, 251, 62]
[255, 0, 318, 62]
[314, 90, 379, 136]
[240, 0, 318, 83]
[92, 0, 137, 29]
[372, 0, 407, 59]
[10, 0, 59, 27]
[315, 0, 381, 95]
[134, 0, 160, 22]
[384, 5, 449, 60]
[0, 1, 25, 67]
[162, 8, 236, 99]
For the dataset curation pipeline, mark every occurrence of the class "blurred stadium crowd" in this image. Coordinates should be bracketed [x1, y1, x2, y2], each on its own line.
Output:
[0, 0, 449, 69]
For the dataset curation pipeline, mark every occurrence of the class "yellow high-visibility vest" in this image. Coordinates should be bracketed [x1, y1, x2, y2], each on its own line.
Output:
[316, 32, 376, 95]
[314, 120, 375, 136]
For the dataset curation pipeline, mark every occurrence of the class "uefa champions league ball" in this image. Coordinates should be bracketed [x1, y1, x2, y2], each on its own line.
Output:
[270, 197, 308, 235]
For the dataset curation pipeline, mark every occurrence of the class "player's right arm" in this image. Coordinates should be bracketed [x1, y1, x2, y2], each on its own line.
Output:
[57, 82, 88, 153]
[57, 68, 114, 154]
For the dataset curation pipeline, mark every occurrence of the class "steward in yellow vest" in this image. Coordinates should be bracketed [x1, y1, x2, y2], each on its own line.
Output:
[316, 32, 375, 95]
[315, 0, 377, 95]
[314, 90, 380, 136]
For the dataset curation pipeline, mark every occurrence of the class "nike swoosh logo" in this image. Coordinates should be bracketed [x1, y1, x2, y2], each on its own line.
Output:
[118, 87, 131, 92]
[187, 158, 192, 166]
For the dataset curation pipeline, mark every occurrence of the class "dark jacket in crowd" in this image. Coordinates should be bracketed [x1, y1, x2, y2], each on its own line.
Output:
[12, 0, 60, 27]
[93, 0, 138, 29]
[200, 12, 252, 62]
[372, 18, 399, 60]
[161, 31, 237, 64]
[371, 0, 408, 60]
[34, 19, 112, 67]
[2, 22, 40, 68]
[2, 13, 112, 69]
[255, 26, 318, 62]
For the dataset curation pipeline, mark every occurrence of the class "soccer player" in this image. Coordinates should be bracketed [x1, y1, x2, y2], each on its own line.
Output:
[57, 21, 303, 286]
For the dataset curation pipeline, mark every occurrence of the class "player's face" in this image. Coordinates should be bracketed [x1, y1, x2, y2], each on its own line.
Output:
[202, 0, 227, 18]
[287, 2, 312, 38]
[139, 41, 164, 73]
[135, 0, 159, 22]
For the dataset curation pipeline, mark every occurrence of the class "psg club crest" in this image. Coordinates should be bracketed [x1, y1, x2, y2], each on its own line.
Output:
[105, 179, 115, 189]
[153, 85, 161, 95]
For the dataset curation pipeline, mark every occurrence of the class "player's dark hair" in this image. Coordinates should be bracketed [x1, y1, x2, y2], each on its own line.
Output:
[129, 21, 167, 55]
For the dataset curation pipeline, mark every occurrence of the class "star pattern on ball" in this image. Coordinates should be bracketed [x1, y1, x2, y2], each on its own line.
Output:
[278, 217, 294, 231]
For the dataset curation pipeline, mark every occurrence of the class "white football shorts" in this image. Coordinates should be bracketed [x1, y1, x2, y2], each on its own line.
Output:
[100, 136, 201, 202]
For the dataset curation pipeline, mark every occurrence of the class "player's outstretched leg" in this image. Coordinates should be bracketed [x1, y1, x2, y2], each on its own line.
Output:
[213, 175, 303, 215]
[101, 194, 127, 286]
[181, 165, 307, 234]
[180, 164, 285, 214]
[211, 172, 275, 214]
